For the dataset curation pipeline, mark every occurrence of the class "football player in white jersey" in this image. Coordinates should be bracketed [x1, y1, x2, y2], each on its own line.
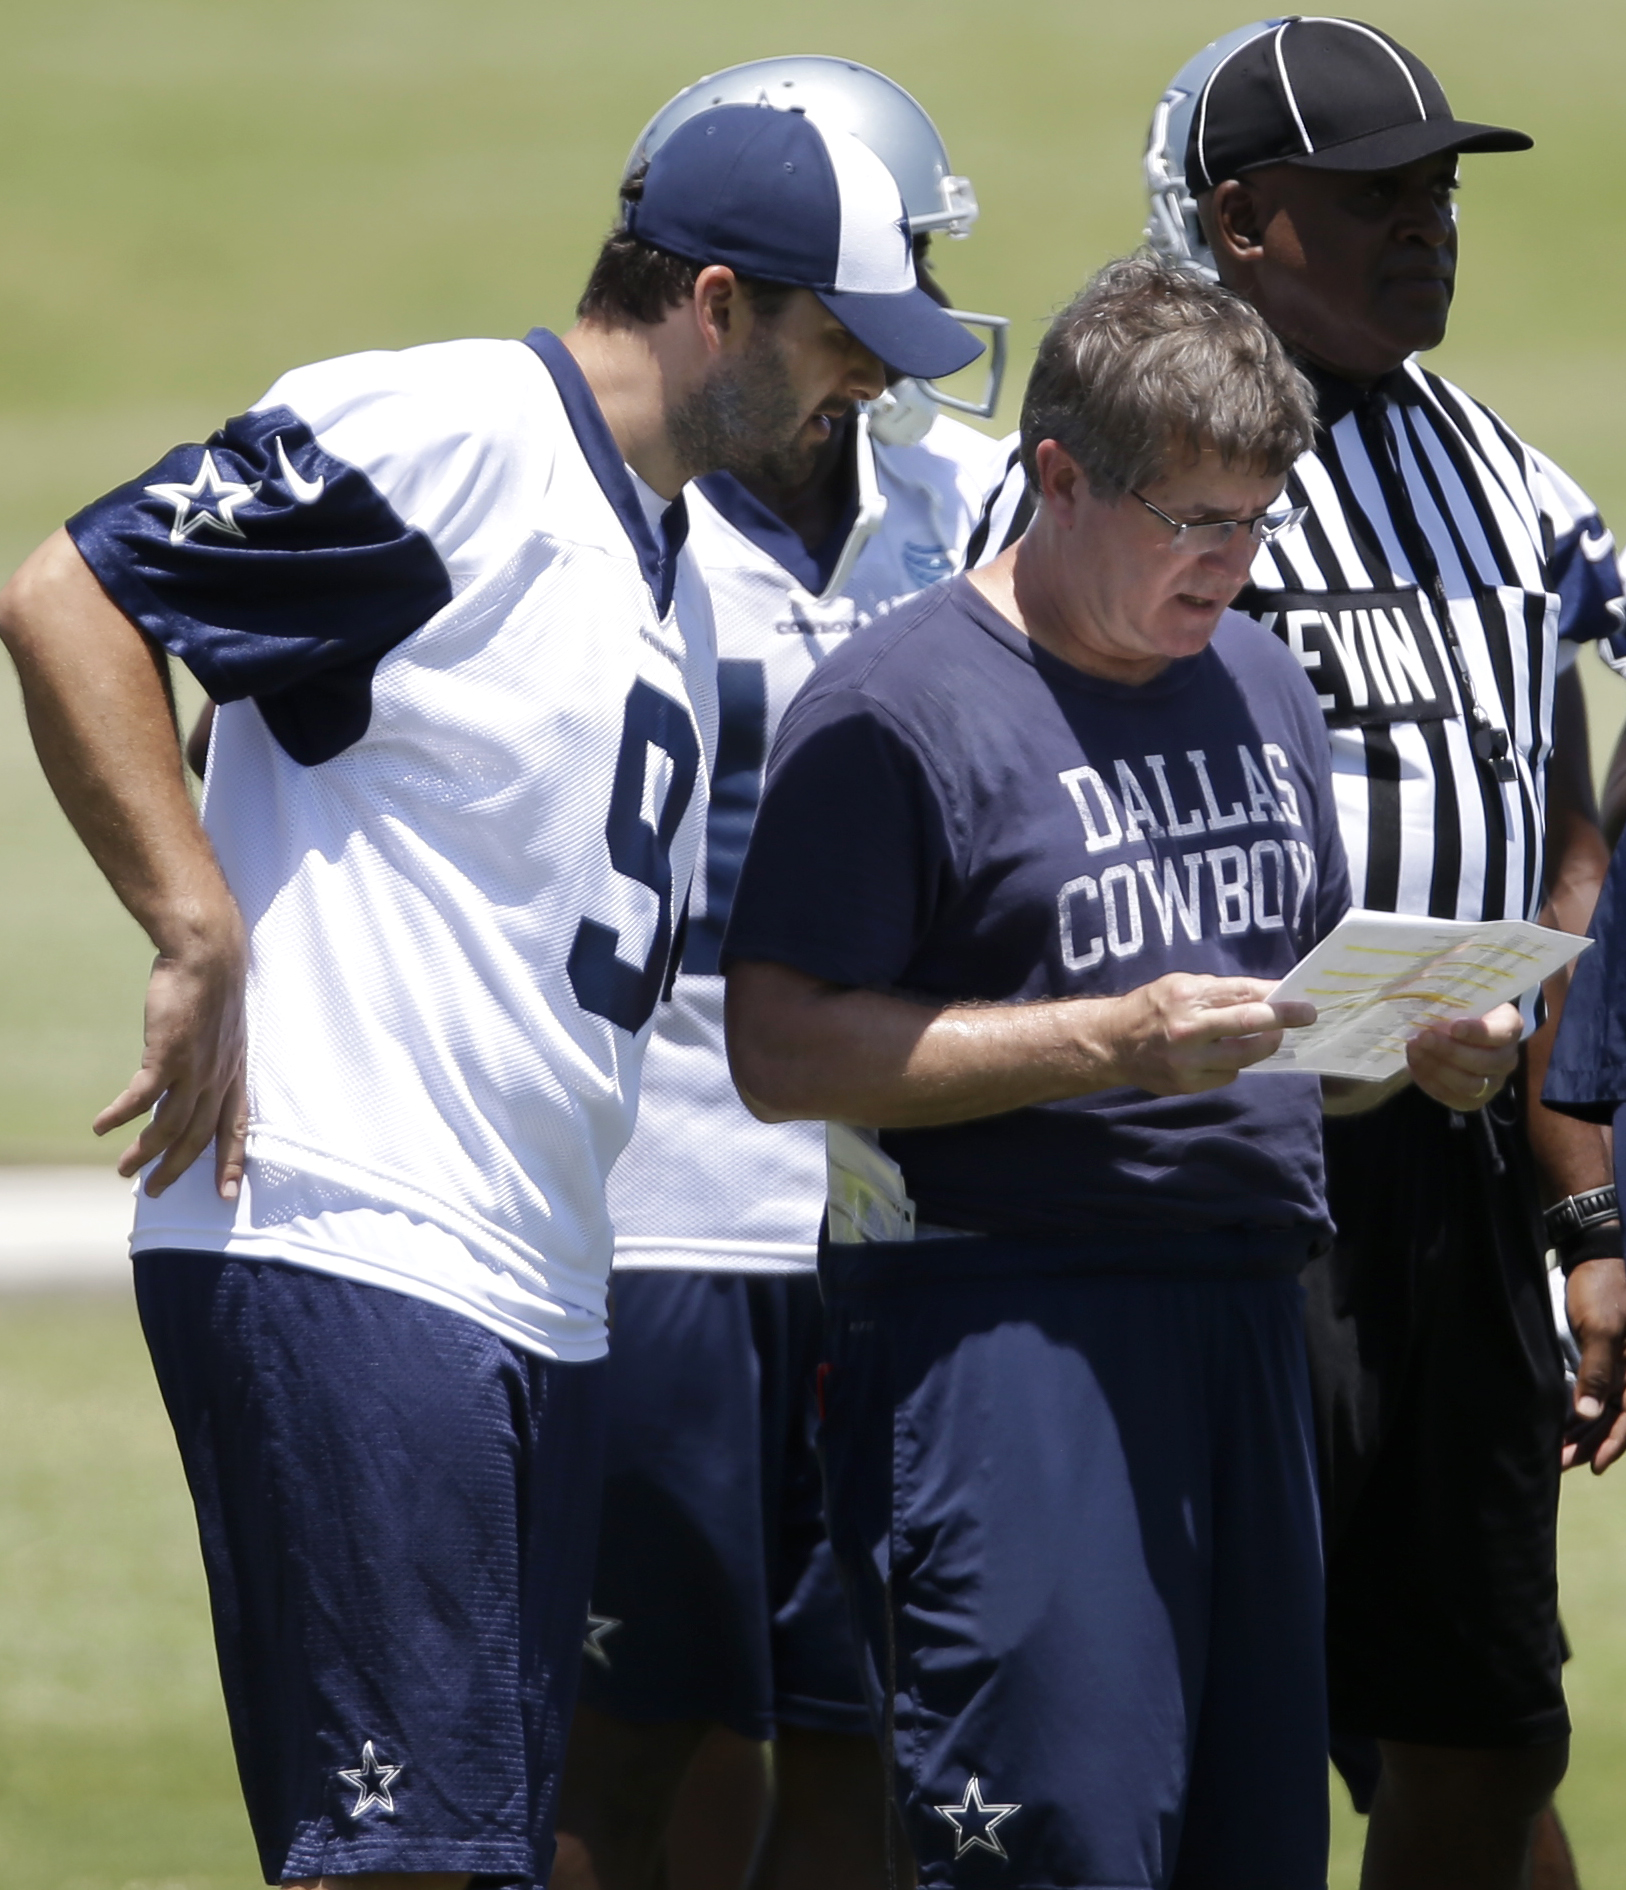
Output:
[0, 105, 980, 1890]
[553, 60, 1011, 1890]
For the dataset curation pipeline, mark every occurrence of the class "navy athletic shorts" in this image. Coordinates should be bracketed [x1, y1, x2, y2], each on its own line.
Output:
[818, 1230, 1329, 1890]
[135, 1250, 607, 1887]
[575, 1269, 869, 1741]
[1310, 1081, 1569, 1750]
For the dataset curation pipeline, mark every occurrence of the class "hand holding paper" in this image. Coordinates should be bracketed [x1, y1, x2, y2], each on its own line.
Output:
[1399, 1002, 1524, 1113]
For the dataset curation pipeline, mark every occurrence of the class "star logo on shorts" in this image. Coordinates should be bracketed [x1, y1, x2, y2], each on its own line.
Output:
[144, 449, 261, 546]
[935, 1776, 1020, 1859]
[583, 1612, 621, 1669]
[337, 1740, 401, 1816]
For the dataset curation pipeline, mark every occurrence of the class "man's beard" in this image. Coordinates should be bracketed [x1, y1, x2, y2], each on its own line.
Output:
[669, 332, 829, 489]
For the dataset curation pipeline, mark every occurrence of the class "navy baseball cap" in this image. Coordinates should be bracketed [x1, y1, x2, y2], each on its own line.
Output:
[625, 103, 983, 381]
[1186, 17, 1532, 192]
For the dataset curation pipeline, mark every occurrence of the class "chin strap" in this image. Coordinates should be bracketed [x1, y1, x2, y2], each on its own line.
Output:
[817, 409, 889, 602]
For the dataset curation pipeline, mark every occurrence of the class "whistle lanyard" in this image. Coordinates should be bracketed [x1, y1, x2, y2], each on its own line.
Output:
[1355, 393, 1517, 785]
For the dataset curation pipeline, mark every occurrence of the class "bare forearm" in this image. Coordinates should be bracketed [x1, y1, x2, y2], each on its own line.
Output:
[0, 530, 238, 953]
[726, 974, 1110, 1127]
[725, 959, 1313, 1128]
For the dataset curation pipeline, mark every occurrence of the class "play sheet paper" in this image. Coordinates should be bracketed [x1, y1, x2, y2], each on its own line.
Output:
[1249, 908, 1590, 1082]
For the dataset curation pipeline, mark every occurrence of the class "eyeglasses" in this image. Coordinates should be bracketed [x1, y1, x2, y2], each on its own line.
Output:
[1133, 491, 1308, 555]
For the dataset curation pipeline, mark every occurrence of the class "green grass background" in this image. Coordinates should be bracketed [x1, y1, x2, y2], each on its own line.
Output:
[2, 0, 1625, 1160]
[0, 0, 1623, 1884]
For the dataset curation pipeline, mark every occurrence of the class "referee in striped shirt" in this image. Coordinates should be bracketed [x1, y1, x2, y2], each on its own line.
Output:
[1136, 21, 1626, 1890]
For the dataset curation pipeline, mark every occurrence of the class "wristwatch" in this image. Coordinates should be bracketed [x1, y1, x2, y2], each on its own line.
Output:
[1543, 1186, 1620, 1248]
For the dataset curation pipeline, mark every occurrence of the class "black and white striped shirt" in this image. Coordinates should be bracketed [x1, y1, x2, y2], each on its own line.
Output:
[971, 361, 1625, 923]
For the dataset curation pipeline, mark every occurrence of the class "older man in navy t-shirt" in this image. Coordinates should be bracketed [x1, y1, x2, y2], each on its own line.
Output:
[723, 259, 1524, 1890]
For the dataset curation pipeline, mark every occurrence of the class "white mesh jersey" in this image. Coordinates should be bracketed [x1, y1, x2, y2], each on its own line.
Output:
[607, 412, 1010, 1273]
[69, 329, 717, 1359]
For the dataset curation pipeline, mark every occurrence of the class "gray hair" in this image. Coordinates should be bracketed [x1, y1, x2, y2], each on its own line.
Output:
[1018, 255, 1314, 497]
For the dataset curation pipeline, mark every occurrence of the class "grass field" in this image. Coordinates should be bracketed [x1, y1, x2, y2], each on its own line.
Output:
[0, 2, 1624, 1885]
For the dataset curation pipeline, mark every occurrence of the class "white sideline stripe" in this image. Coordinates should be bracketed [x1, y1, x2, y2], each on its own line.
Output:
[0, 1167, 133, 1291]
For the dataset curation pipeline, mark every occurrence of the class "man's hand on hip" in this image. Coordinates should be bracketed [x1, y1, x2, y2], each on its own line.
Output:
[98, 915, 249, 1198]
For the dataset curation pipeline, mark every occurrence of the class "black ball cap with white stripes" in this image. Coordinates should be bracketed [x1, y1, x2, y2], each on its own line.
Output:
[1185, 17, 1532, 192]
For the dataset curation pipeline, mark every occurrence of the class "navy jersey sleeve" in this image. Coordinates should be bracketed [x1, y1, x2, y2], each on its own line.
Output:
[721, 691, 958, 988]
[67, 402, 452, 765]
[1527, 447, 1626, 657]
[1544, 837, 1626, 1123]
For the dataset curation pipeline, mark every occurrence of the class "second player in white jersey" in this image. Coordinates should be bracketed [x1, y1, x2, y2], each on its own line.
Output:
[560, 67, 1008, 1890]
[608, 407, 1011, 1275]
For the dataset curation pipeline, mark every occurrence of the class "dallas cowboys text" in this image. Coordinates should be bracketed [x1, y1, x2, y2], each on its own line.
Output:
[1056, 744, 1315, 970]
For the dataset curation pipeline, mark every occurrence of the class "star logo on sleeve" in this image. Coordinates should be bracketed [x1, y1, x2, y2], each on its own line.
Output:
[935, 1776, 1020, 1859]
[583, 1612, 622, 1669]
[144, 449, 261, 546]
[336, 1740, 402, 1817]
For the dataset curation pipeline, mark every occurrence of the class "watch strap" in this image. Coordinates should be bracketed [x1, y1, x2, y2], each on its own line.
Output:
[1544, 1185, 1619, 1247]
[1557, 1220, 1624, 1277]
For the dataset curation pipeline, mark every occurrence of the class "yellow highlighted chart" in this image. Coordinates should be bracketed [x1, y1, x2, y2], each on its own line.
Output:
[1249, 909, 1591, 1082]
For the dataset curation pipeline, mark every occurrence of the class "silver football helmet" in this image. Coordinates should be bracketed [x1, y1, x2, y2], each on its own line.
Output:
[1143, 20, 1287, 278]
[627, 56, 1007, 439]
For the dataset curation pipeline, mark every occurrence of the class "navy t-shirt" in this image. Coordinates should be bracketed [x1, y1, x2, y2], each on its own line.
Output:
[723, 576, 1351, 1240]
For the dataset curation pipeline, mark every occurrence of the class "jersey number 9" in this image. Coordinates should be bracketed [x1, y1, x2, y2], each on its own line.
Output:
[569, 678, 701, 1035]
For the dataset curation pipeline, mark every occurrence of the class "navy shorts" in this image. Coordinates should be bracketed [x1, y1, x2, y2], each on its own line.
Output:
[135, 1250, 607, 1887]
[1311, 1082, 1568, 1749]
[818, 1232, 1328, 1890]
[575, 1269, 869, 1741]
